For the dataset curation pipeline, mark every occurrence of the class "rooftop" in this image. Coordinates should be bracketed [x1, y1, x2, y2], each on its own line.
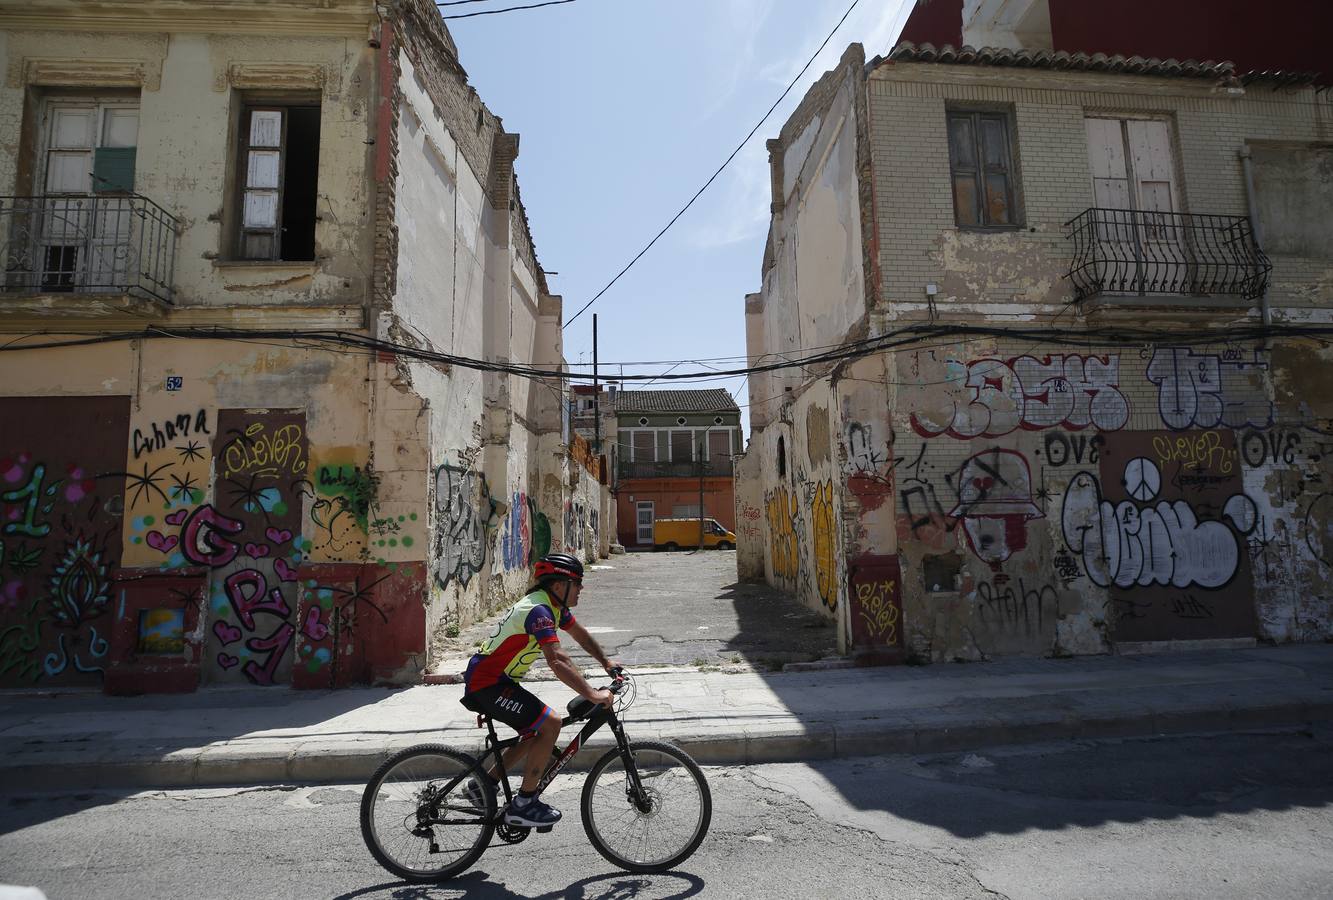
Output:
[875, 42, 1322, 87]
[613, 389, 739, 415]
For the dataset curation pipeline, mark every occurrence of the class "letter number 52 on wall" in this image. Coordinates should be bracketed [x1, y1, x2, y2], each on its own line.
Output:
[165, 376, 183, 392]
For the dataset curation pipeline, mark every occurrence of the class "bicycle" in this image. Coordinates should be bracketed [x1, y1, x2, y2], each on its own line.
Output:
[359, 669, 712, 882]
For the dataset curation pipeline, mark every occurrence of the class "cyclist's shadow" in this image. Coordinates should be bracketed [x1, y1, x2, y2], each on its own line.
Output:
[332, 870, 706, 900]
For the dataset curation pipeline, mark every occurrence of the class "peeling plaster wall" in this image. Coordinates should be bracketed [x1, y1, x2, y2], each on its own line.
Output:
[745, 47, 1333, 665]
[887, 337, 1333, 661]
[866, 63, 1333, 319]
[0, 27, 376, 307]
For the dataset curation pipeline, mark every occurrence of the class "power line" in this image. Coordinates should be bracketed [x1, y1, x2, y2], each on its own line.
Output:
[438, 0, 578, 20]
[563, 0, 865, 329]
[2, 321, 1324, 385]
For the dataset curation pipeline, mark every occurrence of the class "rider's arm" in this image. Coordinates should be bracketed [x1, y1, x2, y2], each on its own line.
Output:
[563, 619, 618, 674]
[540, 641, 609, 705]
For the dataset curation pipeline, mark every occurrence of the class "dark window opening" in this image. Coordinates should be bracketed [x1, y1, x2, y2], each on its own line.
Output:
[235, 104, 321, 261]
[924, 553, 963, 593]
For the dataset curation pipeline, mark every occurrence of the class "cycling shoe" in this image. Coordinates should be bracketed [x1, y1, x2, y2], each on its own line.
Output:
[503, 796, 562, 827]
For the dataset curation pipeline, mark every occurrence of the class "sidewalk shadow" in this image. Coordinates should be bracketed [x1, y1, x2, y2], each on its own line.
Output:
[332, 870, 705, 900]
[804, 728, 1333, 838]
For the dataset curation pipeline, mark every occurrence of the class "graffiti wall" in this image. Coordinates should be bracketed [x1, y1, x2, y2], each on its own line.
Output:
[889, 340, 1333, 660]
[0, 397, 129, 688]
[758, 396, 843, 617]
[0, 383, 431, 692]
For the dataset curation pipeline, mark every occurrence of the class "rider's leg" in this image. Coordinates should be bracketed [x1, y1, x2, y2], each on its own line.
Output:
[485, 743, 529, 784]
[520, 712, 562, 792]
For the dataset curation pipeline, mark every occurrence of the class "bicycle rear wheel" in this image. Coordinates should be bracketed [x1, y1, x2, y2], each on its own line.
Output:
[360, 744, 495, 882]
[581, 740, 711, 873]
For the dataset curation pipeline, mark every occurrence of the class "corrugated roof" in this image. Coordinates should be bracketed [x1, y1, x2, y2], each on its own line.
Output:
[877, 42, 1322, 86]
[613, 389, 739, 414]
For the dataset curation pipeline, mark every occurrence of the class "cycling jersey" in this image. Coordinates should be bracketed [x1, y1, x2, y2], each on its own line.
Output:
[464, 588, 576, 691]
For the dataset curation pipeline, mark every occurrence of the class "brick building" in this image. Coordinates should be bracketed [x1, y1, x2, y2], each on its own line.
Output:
[610, 389, 742, 550]
[0, 0, 606, 693]
[737, 0, 1333, 661]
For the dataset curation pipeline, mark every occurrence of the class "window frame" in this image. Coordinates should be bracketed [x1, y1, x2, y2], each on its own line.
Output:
[946, 107, 1022, 231]
[229, 96, 320, 262]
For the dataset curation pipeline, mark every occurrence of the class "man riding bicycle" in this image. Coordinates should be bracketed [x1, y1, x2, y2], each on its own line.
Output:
[461, 552, 620, 828]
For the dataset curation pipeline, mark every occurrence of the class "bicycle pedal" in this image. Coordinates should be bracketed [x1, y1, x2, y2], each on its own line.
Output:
[536, 825, 553, 833]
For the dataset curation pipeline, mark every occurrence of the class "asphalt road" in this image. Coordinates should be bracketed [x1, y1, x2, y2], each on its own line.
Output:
[436, 550, 838, 672]
[3, 729, 1331, 899]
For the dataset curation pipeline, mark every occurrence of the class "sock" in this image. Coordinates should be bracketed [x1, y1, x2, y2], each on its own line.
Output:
[514, 790, 536, 806]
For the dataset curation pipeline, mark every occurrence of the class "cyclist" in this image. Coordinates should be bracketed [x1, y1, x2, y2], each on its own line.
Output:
[461, 552, 620, 827]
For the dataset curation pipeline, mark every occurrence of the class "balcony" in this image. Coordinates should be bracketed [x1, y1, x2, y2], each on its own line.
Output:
[618, 459, 734, 480]
[1, 195, 178, 305]
[1065, 208, 1270, 304]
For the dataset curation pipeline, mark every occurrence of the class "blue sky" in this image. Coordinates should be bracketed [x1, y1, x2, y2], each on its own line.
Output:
[447, 0, 913, 432]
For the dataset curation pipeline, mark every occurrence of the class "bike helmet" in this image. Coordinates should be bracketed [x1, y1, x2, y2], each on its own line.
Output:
[533, 553, 584, 584]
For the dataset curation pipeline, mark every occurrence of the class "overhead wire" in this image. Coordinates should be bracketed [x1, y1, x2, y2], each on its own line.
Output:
[438, 0, 579, 20]
[2, 320, 1327, 385]
[563, 0, 865, 328]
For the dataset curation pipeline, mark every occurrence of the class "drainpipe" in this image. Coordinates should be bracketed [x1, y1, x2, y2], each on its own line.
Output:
[1239, 147, 1272, 338]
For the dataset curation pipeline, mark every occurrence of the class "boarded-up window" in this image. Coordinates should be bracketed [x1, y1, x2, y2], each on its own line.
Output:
[235, 104, 321, 261]
[670, 430, 694, 463]
[1250, 144, 1333, 260]
[947, 110, 1017, 227]
[1085, 117, 1178, 220]
[631, 430, 655, 462]
[708, 430, 730, 461]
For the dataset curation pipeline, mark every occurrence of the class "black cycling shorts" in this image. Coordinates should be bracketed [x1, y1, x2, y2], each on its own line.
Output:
[463, 682, 552, 735]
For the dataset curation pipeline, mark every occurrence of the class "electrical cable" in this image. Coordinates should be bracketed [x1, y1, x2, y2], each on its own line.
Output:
[439, 0, 579, 19]
[2, 320, 1327, 385]
[563, 0, 865, 328]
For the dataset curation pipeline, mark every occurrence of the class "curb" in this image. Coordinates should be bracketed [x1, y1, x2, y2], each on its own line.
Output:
[4, 697, 1330, 793]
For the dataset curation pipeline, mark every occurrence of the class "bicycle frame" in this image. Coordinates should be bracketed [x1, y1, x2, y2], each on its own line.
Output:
[434, 690, 648, 822]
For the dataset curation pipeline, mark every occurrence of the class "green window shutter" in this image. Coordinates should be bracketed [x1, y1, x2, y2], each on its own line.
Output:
[92, 147, 137, 193]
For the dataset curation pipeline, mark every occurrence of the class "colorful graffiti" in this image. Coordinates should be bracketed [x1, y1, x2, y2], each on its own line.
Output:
[0, 397, 129, 688]
[499, 491, 545, 572]
[304, 459, 378, 560]
[765, 486, 799, 583]
[196, 410, 309, 685]
[123, 406, 212, 569]
[434, 465, 490, 588]
[1147, 346, 1273, 431]
[812, 481, 836, 610]
[912, 353, 1129, 438]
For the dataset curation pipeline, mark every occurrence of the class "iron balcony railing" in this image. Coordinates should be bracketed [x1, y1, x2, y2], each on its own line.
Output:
[1, 194, 178, 304]
[1065, 208, 1270, 302]
[618, 459, 734, 479]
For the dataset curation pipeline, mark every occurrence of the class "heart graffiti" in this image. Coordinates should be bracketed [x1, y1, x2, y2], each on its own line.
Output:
[145, 531, 179, 553]
[213, 621, 242, 646]
[165, 509, 189, 526]
[302, 607, 329, 642]
[216, 653, 239, 670]
[273, 558, 298, 582]
[243, 542, 271, 559]
[265, 527, 293, 545]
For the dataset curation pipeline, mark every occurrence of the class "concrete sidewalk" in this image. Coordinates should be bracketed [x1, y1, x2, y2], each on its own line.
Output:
[2, 644, 1331, 792]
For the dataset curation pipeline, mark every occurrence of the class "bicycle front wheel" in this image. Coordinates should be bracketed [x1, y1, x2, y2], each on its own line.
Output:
[581, 740, 712, 873]
[360, 744, 495, 882]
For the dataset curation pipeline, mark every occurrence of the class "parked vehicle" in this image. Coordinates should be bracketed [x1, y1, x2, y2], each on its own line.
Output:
[652, 518, 735, 551]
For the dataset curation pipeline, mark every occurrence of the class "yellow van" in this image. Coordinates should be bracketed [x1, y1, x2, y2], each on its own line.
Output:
[652, 518, 737, 551]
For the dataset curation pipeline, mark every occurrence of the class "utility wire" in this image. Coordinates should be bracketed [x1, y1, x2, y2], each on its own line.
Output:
[563, 0, 864, 328]
[438, 0, 578, 20]
[2, 322, 1326, 385]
